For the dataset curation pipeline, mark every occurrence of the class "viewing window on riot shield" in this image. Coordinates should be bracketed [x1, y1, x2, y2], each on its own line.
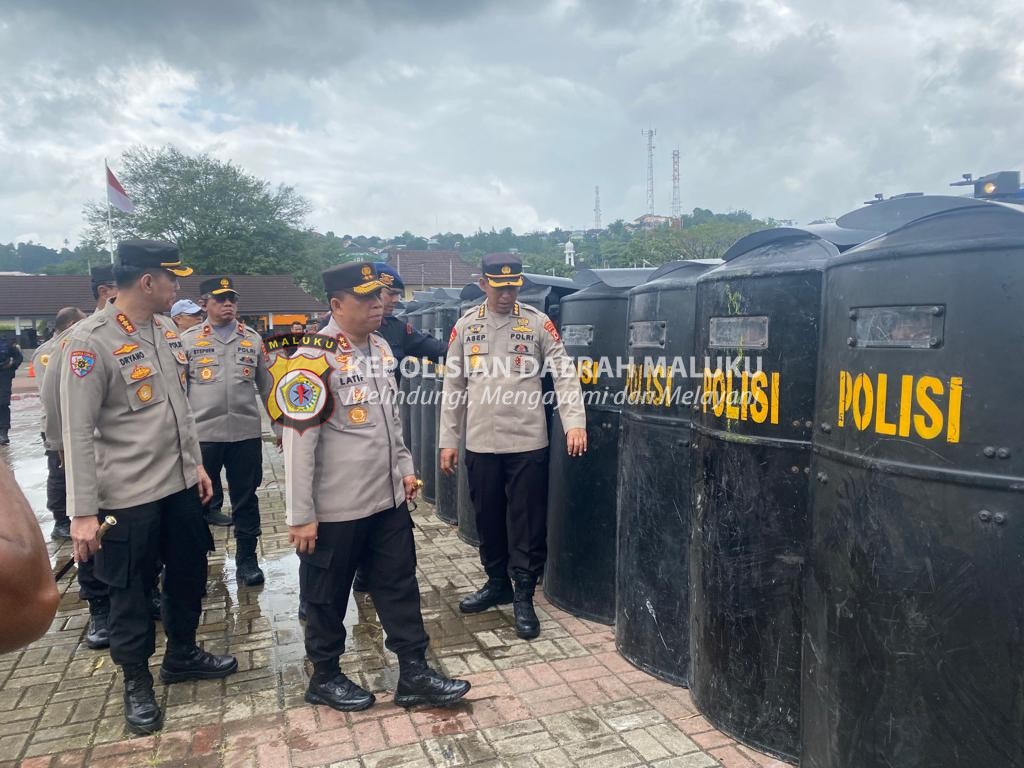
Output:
[629, 321, 667, 348]
[560, 324, 594, 348]
[709, 316, 769, 349]
[852, 305, 943, 349]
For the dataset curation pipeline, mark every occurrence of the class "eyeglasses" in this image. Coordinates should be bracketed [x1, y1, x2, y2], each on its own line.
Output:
[211, 294, 238, 304]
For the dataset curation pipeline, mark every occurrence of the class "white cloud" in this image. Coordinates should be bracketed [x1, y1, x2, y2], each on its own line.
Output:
[0, 0, 1022, 246]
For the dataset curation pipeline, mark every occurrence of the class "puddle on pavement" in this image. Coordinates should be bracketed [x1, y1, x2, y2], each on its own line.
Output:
[3, 398, 473, 694]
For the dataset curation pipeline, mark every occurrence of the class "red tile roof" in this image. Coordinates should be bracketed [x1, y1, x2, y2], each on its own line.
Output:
[384, 250, 479, 288]
[0, 274, 326, 318]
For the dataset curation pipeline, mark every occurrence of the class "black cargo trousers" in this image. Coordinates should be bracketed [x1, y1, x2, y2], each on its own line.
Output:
[465, 448, 549, 582]
[93, 486, 213, 664]
[300, 503, 429, 664]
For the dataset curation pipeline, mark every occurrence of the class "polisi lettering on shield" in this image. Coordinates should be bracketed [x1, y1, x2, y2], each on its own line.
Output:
[624, 360, 674, 406]
[702, 367, 780, 425]
[836, 370, 963, 442]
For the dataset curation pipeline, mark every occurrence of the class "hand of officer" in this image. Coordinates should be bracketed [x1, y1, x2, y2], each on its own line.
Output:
[70, 516, 101, 564]
[403, 475, 418, 503]
[439, 448, 458, 475]
[566, 428, 588, 457]
[197, 466, 214, 505]
[289, 521, 318, 554]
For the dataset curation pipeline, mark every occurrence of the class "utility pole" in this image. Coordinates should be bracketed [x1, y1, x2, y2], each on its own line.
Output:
[593, 185, 602, 230]
[671, 149, 681, 219]
[642, 128, 656, 214]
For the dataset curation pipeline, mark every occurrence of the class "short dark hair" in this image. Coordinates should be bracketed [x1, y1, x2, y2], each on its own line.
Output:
[54, 306, 86, 333]
[113, 265, 169, 289]
[91, 281, 114, 300]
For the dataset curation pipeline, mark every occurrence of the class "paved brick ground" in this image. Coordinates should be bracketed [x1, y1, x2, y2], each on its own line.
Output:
[3, 396, 789, 768]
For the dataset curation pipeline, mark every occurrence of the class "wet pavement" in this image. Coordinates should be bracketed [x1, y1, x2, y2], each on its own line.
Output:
[2, 395, 787, 768]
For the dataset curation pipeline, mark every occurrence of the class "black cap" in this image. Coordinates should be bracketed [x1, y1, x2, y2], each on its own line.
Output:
[90, 264, 115, 285]
[200, 276, 239, 296]
[322, 262, 385, 296]
[481, 253, 524, 288]
[116, 239, 193, 277]
[374, 262, 405, 290]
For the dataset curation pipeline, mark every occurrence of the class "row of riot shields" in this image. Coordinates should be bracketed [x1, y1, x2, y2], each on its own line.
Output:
[396, 200, 1024, 767]
[542, 197, 1024, 767]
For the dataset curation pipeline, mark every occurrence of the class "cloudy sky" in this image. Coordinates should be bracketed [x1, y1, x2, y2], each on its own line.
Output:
[1, 0, 1022, 247]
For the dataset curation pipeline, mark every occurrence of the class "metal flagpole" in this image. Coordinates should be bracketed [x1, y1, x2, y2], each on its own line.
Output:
[105, 158, 115, 264]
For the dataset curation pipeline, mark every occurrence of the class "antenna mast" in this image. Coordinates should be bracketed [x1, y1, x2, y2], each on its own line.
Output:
[593, 185, 601, 229]
[671, 149, 681, 218]
[642, 128, 656, 214]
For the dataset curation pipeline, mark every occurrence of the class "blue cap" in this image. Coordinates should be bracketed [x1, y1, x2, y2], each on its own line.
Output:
[170, 299, 202, 317]
[374, 262, 404, 290]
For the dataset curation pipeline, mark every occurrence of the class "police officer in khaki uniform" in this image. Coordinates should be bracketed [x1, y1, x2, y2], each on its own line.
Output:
[32, 306, 86, 542]
[285, 261, 469, 712]
[181, 277, 274, 585]
[439, 253, 587, 639]
[62, 240, 237, 735]
[40, 265, 123, 649]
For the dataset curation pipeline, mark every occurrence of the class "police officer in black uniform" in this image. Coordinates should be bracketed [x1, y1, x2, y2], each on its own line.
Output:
[0, 333, 23, 445]
[374, 263, 447, 384]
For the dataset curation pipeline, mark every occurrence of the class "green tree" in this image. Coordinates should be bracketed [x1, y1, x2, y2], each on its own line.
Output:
[83, 145, 313, 276]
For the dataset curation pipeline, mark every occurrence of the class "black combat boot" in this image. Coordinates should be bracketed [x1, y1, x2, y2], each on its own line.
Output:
[304, 659, 375, 711]
[84, 599, 110, 650]
[512, 577, 540, 640]
[159, 644, 238, 684]
[458, 571, 513, 614]
[121, 663, 163, 735]
[205, 509, 232, 527]
[235, 537, 265, 587]
[51, 519, 71, 541]
[394, 655, 471, 709]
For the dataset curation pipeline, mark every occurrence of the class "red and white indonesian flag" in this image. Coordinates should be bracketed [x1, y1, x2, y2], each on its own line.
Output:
[106, 163, 135, 213]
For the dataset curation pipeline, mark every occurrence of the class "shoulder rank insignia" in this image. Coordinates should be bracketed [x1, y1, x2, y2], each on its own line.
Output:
[477, 304, 486, 318]
[448, 327, 457, 346]
[237, 322, 245, 335]
[116, 313, 136, 335]
[336, 334, 352, 353]
[70, 350, 96, 378]
[114, 343, 139, 356]
[129, 365, 151, 380]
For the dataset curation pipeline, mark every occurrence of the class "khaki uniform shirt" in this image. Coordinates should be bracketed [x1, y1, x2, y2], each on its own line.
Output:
[284, 317, 414, 526]
[60, 302, 202, 516]
[181, 321, 274, 443]
[439, 302, 586, 454]
[33, 331, 69, 447]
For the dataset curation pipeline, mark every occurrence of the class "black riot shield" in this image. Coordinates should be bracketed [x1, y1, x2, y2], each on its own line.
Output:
[545, 269, 652, 624]
[615, 259, 719, 685]
[690, 229, 838, 761]
[803, 201, 1024, 768]
[419, 306, 438, 504]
